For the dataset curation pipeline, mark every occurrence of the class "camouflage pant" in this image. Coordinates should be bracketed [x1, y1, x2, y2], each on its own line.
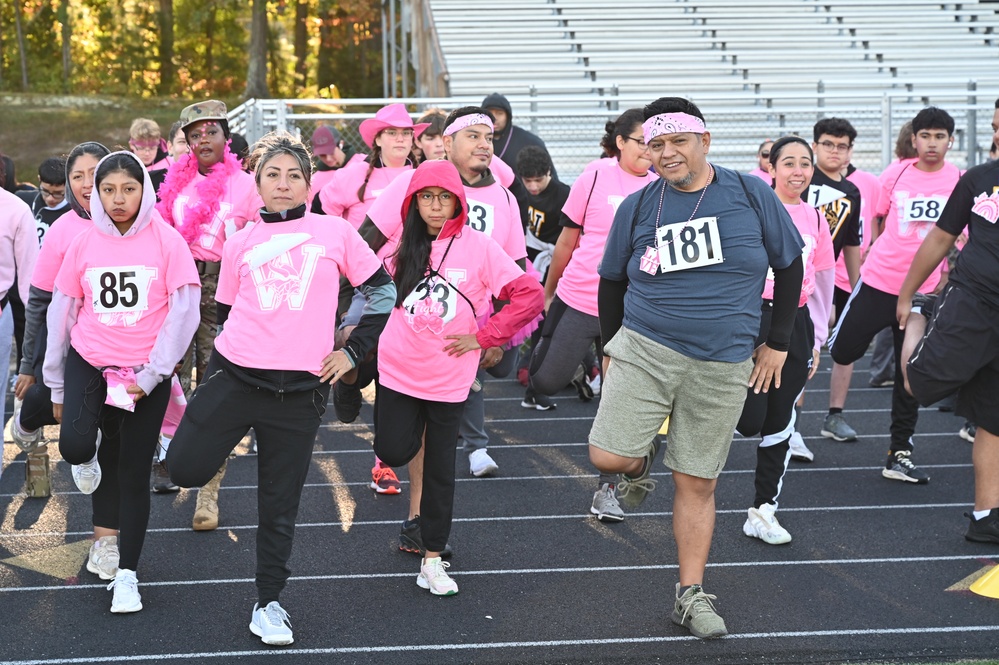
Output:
[178, 272, 219, 398]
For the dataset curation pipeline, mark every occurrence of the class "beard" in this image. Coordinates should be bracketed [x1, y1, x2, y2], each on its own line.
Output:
[665, 172, 694, 189]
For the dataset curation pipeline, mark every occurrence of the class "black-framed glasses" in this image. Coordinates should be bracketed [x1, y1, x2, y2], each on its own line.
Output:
[622, 135, 648, 149]
[416, 191, 455, 206]
[760, 151, 770, 159]
[817, 140, 853, 153]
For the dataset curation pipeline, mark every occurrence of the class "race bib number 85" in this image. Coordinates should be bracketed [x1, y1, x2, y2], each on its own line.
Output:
[85, 266, 157, 316]
[656, 217, 724, 274]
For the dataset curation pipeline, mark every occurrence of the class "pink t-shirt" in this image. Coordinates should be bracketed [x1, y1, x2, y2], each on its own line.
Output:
[862, 160, 961, 295]
[837, 167, 881, 292]
[318, 160, 411, 230]
[378, 229, 525, 402]
[583, 157, 616, 173]
[763, 202, 835, 307]
[310, 169, 337, 206]
[368, 170, 527, 264]
[748, 167, 772, 183]
[55, 219, 200, 368]
[31, 211, 92, 292]
[556, 163, 657, 316]
[214, 212, 382, 373]
[172, 169, 261, 262]
[0, 189, 38, 304]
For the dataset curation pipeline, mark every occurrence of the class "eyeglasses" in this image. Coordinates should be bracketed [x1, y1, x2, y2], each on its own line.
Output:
[760, 151, 770, 158]
[382, 129, 414, 139]
[130, 141, 159, 153]
[416, 191, 455, 206]
[622, 135, 648, 149]
[40, 187, 65, 201]
[817, 140, 853, 153]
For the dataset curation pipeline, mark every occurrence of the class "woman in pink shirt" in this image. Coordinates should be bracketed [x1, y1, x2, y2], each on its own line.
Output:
[527, 109, 656, 522]
[166, 132, 394, 646]
[375, 159, 543, 596]
[315, 103, 429, 228]
[44, 151, 201, 614]
[736, 136, 834, 545]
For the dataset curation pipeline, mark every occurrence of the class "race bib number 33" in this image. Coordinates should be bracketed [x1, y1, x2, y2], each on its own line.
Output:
[656, 217, 724, 274]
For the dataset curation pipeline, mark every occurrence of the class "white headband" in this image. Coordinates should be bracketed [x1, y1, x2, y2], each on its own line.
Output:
[443, 113, 495, 137]
[642, 113, 706, 144]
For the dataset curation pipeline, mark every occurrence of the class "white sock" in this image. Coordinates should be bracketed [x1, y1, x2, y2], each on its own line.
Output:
[973, 509, 991, 521]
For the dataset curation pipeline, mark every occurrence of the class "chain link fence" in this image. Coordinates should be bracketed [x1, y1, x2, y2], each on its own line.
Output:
[230, 91, 994, 185]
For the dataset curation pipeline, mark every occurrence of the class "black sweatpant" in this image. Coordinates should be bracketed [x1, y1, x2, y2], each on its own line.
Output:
[737, 304, 814, 508]
[166, 353, 330, 606]
[373, 383, 466, 553]
[828, 280, 919, 453]
[58, 346, 171, 572]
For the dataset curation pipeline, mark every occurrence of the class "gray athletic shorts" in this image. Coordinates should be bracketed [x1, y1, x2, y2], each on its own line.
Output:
[588, 326, 753, 479]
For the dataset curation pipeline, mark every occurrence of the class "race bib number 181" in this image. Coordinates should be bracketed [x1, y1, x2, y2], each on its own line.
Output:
[656, 217, 724, 274]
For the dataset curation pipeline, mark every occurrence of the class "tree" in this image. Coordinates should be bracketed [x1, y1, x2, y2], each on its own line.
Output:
[293, 0, 309, 92]
[59, 0, 71, 90]
[14, 0, 29, 89]
[244, 0, 269, 99]
[158, 0, 174, 95]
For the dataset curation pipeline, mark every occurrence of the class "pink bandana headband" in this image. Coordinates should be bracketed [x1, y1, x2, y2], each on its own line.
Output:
[642, 113, 706, 144]
[443, 113, 494, 137]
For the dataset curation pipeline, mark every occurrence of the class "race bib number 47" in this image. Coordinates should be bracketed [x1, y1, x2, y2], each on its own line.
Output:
[656, 217, 724, 274]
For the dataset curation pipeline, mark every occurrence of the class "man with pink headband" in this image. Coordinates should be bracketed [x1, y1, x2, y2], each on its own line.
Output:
[588, 97, 804, 639]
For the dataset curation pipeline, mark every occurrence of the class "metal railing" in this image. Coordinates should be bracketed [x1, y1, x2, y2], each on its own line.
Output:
[228, 83, 996, 182]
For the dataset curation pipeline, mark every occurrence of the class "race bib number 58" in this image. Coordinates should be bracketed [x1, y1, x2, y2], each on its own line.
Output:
[656, 217, 724, 274]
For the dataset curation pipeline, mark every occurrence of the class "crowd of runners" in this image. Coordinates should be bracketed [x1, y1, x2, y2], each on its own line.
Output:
[1, 92, 997, 646]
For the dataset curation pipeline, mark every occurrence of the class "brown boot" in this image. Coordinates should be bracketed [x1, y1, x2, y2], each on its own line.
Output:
[193, 460, 227, 531]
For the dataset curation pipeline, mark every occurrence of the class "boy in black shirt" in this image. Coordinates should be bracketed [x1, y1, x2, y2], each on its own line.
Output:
[810, 118, 864, 443]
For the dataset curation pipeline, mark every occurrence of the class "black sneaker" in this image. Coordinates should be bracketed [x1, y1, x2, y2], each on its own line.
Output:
[910, 292, 937, 318]
[571, 365, 594, 402]
[332, 379, 362, 423]
[399, 516, 453, 559]
[151, 460, 179, 493]
[965, 509, 999, 544]
[882, 450, 929, 484]
[521, 388, 556, 411]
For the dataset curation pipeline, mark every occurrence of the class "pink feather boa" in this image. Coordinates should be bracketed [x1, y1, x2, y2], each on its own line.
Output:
[156, 143, 243, 247]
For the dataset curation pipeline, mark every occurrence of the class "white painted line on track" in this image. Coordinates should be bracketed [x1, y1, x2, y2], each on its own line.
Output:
[0, 554, 992, 595]
[0, 501, 975, 539]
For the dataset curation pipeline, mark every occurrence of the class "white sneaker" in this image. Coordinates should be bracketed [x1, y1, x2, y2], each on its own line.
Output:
[743, 503, 792, 545]
[787, 431, 814, 462]
[469, 449, 498, 477]
[72, 457, 102, 495]
[417, 557, 459, 595]
[249, 601, 294, 645]
[586, 372, 602, 396]
[86, 536, 119, 580]
[108, 568, 142, 613]
[10, 399, 43, 452]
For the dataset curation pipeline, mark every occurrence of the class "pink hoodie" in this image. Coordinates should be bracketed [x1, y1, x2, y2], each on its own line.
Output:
[377, 160, 543, 402]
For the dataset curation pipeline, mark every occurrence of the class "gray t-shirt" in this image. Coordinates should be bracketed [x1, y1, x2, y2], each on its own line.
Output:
[599, 164, 803, 363]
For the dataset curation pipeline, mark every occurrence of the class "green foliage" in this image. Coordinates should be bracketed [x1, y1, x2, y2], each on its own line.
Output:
[0, 0, 384, 99]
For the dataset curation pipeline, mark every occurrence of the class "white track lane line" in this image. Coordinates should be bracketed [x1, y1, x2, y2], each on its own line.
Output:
[1, 553, 992, 594]
[1, 624, 998, 664]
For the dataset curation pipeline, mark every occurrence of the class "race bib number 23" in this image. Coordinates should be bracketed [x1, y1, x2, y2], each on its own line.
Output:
[656, 217, 724, 274]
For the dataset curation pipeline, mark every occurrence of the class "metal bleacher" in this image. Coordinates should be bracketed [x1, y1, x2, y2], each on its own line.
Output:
[429, 0, 999, 176]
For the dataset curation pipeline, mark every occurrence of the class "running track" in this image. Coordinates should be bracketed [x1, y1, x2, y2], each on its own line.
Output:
[1, 351, 996, 665]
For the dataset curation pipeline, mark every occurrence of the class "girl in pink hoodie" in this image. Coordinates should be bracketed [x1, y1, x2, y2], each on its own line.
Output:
[374, 159, 543, 596]
[44, 151, 201, 615]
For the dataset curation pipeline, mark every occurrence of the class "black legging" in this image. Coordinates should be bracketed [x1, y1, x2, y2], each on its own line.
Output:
[737, 303, 813, 509]
[19, 320, 60, 432]
[373, 383, 465, 552]
[59, 346, 171, 572]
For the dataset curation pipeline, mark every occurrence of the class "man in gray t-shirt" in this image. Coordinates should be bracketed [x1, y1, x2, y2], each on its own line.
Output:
[588, 97, 803, 640]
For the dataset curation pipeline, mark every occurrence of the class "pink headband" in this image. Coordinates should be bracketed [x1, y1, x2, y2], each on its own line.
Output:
[642, 113, 706, 143]
[443, 113, 494, 137]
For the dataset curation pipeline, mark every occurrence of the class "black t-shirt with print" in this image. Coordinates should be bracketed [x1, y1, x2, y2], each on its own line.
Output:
[807, 169, 862, 259]
[936, 159, 999, 308]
